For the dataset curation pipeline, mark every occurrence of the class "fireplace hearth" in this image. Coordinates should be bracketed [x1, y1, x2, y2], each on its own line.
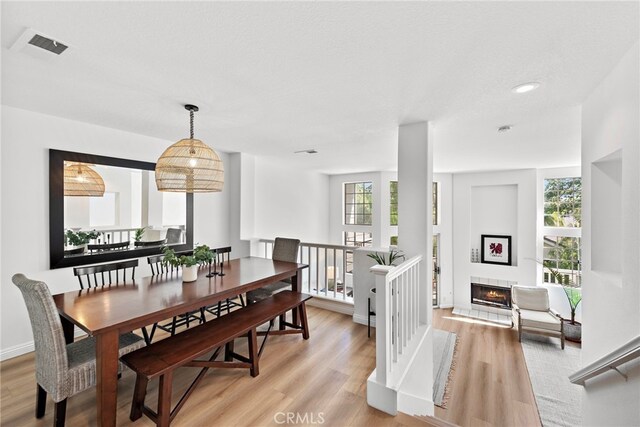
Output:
[471, 283, 512, 309]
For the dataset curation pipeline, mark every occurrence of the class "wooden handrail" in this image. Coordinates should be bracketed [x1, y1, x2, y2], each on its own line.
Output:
[569, 335, 640, 385]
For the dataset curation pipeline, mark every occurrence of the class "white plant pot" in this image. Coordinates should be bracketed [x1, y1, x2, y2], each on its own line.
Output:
[369, 288, 376, 314]
[182, 265, 198, 282]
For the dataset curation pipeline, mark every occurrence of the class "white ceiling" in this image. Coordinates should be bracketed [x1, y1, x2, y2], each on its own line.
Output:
[2, 1, 638, 174]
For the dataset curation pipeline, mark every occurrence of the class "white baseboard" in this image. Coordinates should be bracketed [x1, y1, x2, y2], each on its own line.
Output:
[438, 304, 453, 309]
[353, 313, 376, 328]
[306, 297, 354, 316]
[1, 329, 86, 361]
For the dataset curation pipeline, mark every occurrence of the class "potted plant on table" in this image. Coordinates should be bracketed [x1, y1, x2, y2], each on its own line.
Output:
[64, 229, 101, 253]
[367, 249, 405, 314]
[162, 245, 215, 282]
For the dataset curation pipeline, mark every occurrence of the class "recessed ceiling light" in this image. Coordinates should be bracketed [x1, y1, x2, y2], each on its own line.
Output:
[498, 125, 512, 133]
[294, 149, 318, 154]
[511, 82, 541, 94]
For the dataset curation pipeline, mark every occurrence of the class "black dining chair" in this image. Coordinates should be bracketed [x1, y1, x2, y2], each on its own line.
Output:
[73, 260, 154, 345]
[146, 253, 205, 341]
[204, 246, 245, 318]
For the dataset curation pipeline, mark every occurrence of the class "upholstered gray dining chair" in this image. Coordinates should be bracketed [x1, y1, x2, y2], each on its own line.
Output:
[13, 274, 145, 427]
[246, 237, 300, 304]
[165, 228, 183, 244]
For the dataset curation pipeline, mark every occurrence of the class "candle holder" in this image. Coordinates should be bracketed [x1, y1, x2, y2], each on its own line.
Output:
[206, 258, 218, 278]
[218, 261, 225, 277]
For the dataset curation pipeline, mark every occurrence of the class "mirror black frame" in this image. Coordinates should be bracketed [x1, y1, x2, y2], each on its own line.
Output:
[49, 149, 194, 269]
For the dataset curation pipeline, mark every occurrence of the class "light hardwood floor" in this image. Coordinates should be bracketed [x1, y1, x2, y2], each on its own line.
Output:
[0, 307, 541, 427]
[432, 309, 542, 427]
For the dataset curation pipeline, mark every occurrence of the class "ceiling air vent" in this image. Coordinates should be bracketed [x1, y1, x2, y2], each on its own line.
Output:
[9, 28, 70, 60]
[28, 34, 68, 55]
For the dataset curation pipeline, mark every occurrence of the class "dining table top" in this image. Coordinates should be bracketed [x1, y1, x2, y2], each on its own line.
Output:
[53, 256, 308, 336]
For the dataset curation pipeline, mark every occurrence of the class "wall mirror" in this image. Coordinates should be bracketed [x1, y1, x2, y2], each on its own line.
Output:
[50, 149, 193, 269]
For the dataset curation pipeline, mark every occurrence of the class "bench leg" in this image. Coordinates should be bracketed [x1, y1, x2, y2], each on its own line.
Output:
[130, 374, 149, 421]
[299, 303, 310, 340]
[247, 329, 259, 377]
[157, 371, 173, 427]
[225, 340, 235, 362]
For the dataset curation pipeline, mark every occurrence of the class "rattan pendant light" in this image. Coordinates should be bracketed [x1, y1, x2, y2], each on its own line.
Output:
[155, 104, 224, 193]
[63, 162, 105, 197]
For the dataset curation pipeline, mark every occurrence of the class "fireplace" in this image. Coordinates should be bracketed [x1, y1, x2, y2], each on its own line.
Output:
[471, 283, 512, 309]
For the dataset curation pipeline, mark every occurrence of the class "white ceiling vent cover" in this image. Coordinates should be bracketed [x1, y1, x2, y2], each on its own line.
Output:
[10, 28, 70, 60]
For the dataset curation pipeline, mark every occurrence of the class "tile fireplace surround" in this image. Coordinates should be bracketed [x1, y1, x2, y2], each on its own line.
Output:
[453, 277, 516, 326]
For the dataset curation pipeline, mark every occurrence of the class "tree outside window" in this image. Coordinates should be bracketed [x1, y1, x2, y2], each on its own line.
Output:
[544, 178, 581, 227]
[543, 177, 582, 287]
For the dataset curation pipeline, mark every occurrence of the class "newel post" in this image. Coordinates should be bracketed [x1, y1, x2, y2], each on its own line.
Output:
[371, 264, 393, 385]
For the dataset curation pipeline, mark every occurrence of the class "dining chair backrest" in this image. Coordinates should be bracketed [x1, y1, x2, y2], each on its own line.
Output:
[148, 250, 193, 275]
[73, 260, 138, 289]
[272, 238, 300, 263]
[165, 228, 183, 244]
[12, 274, 68, 402]
[214, 246, 232, 264]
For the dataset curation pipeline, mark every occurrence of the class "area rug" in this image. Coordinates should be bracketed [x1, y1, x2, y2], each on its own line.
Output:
[520, 333, 582, 427]
[433, 329, 458, 408]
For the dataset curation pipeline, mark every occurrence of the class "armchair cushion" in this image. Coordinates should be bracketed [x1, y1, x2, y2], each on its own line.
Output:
[518, 309, 561, 332]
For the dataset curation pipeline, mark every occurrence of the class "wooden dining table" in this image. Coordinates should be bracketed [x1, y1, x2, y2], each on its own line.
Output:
[53, 256, 308, 427]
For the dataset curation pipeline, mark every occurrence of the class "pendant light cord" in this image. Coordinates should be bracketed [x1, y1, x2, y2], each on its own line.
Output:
[190, 109, 195, 139]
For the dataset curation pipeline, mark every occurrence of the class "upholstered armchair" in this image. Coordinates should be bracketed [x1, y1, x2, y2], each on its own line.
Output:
[511, 285, 564, 349]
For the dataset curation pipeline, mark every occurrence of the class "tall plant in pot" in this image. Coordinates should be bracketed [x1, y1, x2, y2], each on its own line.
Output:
[562, 284, 582, 342]
[367, 249, 405, 314]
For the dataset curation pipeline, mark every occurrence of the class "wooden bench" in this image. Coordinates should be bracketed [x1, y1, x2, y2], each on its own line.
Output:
[121, 291, 312, 427]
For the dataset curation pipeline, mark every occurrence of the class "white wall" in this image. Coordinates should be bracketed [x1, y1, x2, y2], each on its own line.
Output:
[0, 106, 231, 359]
[580, 42, 640, 426]
[253, 156, 330, 243]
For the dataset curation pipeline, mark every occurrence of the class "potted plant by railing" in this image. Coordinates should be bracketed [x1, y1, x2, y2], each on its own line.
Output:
[367, 250, 405, 314]
[562, 284, 582, 342]
[162, 245, 215, 282]
[64, 229, 101, 253]
[543, 260, 582, 343]
[133, 226, 148, 243]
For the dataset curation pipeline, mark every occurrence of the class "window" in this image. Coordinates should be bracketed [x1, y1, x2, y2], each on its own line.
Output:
[542, 177, 582, 287]
[390, 181, 398, 226]
[433, 181, 439, 226]
[389, 181, 439, 226]
[344, 182, 372, 225]
[344, 231, 372, 273]
[544, 178, 581, 227]
[543, 236, 581, 286]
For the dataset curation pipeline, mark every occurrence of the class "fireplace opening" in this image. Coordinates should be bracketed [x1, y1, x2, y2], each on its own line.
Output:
[471, 283, 512, 309]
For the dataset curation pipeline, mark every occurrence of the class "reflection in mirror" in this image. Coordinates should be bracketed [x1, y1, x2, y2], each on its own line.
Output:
[63, 164, 187, 258]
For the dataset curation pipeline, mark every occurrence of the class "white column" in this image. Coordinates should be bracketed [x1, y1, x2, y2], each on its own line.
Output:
[397, 122, 433, 324]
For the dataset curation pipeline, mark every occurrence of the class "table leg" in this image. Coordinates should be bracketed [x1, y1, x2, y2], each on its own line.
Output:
[60, 316, 75, 344]
[96, 331, 119, 427]
[292, 271, 300, 326]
